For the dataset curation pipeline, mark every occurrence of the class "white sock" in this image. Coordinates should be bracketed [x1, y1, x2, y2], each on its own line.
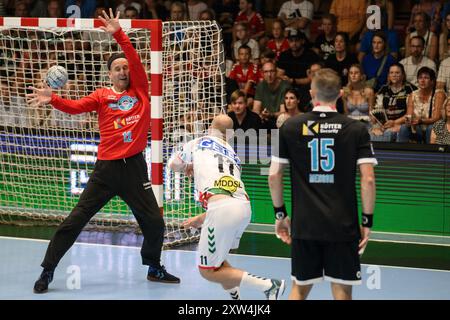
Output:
[240, 272, 272, 292]
[225, 286, 240, 300]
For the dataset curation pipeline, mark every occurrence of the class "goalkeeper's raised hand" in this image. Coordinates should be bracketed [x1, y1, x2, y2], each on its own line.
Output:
[98, 8, 121, 34]
[26, 84, 52, 108]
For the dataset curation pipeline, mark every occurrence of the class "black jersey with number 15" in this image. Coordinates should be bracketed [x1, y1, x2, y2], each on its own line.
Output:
[273, 110, 377, 242]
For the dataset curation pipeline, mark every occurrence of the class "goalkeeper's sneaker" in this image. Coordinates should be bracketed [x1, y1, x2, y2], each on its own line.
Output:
[147, 265, 180, 284]
[264, 279, 286, 300]
[33, 269, 54, 294]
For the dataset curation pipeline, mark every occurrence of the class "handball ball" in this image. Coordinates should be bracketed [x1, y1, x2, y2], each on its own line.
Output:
[46, 65, 68, 89]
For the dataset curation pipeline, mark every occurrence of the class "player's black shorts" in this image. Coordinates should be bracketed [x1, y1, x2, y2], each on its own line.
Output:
[291, 239, 362, 286]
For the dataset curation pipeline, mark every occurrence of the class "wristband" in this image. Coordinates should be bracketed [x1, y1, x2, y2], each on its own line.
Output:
[274, 204, 288, 221]
[361, 213, 373, 228]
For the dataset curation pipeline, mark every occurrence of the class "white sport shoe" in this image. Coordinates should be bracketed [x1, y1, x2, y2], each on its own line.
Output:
[264, 279, 286, 300]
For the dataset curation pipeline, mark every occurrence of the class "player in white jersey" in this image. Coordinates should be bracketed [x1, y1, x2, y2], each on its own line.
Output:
[169, 115, 285, 300]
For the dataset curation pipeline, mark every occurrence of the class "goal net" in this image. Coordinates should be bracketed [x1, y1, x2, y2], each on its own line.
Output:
[0, 19, 225, 247]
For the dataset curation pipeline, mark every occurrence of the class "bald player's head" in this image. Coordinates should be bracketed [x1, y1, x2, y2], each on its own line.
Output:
[210, 114, 234, 138]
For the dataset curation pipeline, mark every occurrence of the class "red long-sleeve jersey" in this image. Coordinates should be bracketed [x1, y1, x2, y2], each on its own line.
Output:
[50, 29, 150, 160]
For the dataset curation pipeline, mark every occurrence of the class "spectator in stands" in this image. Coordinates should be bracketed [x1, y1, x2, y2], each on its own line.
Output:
[198, 8, 215, 21]
[398, 67, 445, 143]
[343, 64, 375, 128]
[325, 32, 358, 87]
[186, 0, 208, 20]
[437, 51, 450, 95]
[361, 31, 395, 92]
[405, 12, 438, 62]
[116, 0, 142, 16]
[141, 0, 169, 20]
[228, 90, 262, 131]
[312, 13, 337, 61]
[266, 19, 289, 60]
[358, 1, 398, 62]
[235, 0, 265, 42]
[329, 0, 366, 48]
[229, 45, 262, 103]
[277, 0, 314, 40]
[439, 12, 450, 61]
[64, 0, 98, 18]
[430, 97, 450, 145]
[276, 88, 302, 128]
[30, 0, 47, 17]
[213, 0, 239, 56]
[296, 61, 323, 111]
[124, 6, 139, 19]
[371, 63, 417, 142]
[233, 22, 260, 63]
[409, 0, 441, 34]
[14, 1, 30, 17]
[277, 29, 320, 90]
[169, 1, 187, 21]
[253, 61, 291, 129]
[400, 36, 436, 87]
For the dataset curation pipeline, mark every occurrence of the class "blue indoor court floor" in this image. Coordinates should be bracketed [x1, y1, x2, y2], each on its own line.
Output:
[0, 236, 449, 300]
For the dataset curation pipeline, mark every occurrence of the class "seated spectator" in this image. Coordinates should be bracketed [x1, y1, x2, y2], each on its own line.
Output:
[277, 29, 320, 89]
[437, 53, 450, 95]
[371, 63, 417, 142]
[228, 90, 262, 131]
[124, 6, 139, 19]
[141, 0, 169, 20]
[325, 32, 358, 86]
[169, 1, 187, 21]
[233, 22, 260, 63]
[408, 0, 441, 34]
[439, 13, 450, 61]
[116, 0, 142, 16]
[312, 13, 337, 60]
[329, 0, 366, 48]
[30, 0, 47, 17]
[14, 1, 30, 17]
[297, 61, 323, 111]
[253, 61, 292, 129]
[400, 36, 436, 87]
[235, 0, 265, 41]
[405, 12, 438, 62]
[198, 8, 215, 21]
[343, 64, 375, 128]
[277, 0, 314, 40]
[213, 0, 239, 54]
[430, 97, 450, 145]
[361, 31, 395, 92]
[276, 88, 302, 128]
[228, 45, 262, 102]
[186, 0, 208, 20]
[398, 67, 445, 143]
[266, 19, 290, 60]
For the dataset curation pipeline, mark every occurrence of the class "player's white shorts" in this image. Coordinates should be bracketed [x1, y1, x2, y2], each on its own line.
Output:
[198, 197, 251, 269]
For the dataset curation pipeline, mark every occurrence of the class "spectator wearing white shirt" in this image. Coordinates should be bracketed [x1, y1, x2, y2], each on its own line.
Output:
[277, 0, 314, 40]
[186, 0, 208, 20]
[400, 36, 436, 87]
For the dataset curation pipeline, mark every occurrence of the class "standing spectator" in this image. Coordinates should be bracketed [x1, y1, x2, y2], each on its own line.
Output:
[228, 90, 262, 130]
[371, 63, 417, 142]
[268, 68, 377, 300]
[430, 97, 450, 145]
[233, 22, 260, 63]
[408, 0, 441, 34]
[228, 45, 262, 102]
[253, 61, 292, 129]
[400, 36, 436, 87]
[325, 32, 358, 87]
[277, 0, 314, 40]
[405, 12, 438, 62]
[141, 0, 169, 20]
[439, 12, 450, 61]
[312, 13, 337, 60]
[398, 67, 445, 143]
[343, 64, 375, 127]
[329, 0, 366, 48]
[361, 31, 395, 92]
[235, 0, 265, 41]
[277, 29, 320, 90]
[186, 0, 208, 20]
[266, 19, 290, 60]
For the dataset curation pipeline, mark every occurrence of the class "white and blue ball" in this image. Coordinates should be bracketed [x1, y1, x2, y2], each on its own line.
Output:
[46, 65, 68, 89]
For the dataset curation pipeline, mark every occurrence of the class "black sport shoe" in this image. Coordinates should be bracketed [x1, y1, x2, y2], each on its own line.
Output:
[147, 265, 180, 284]
[33, 270, 54, 294]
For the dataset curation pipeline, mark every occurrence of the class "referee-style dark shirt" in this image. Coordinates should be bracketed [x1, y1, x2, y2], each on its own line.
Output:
[272, 106, 377, 241]
[228, 110, 262, 131]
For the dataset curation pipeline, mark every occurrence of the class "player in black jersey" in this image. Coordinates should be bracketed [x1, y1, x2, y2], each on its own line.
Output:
[268, 68, 377, 300]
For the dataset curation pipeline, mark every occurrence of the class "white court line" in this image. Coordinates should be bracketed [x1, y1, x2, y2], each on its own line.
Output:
[1, 236, 450, 274]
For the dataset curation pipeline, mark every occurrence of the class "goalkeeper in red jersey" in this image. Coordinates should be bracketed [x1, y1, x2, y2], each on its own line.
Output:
[27, 9, 179, 294]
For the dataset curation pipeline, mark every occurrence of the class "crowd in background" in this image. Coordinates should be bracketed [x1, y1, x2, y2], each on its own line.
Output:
[0, 0, 449, 144]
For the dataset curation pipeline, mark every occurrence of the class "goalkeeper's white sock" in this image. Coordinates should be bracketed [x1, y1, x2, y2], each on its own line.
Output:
[240, 272, 273, 292]
[225, 286, 240, 300]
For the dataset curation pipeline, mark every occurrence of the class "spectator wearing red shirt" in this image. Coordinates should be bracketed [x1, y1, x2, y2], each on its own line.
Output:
[267, 19, 290, 60]
[235, 0, 266, 41]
